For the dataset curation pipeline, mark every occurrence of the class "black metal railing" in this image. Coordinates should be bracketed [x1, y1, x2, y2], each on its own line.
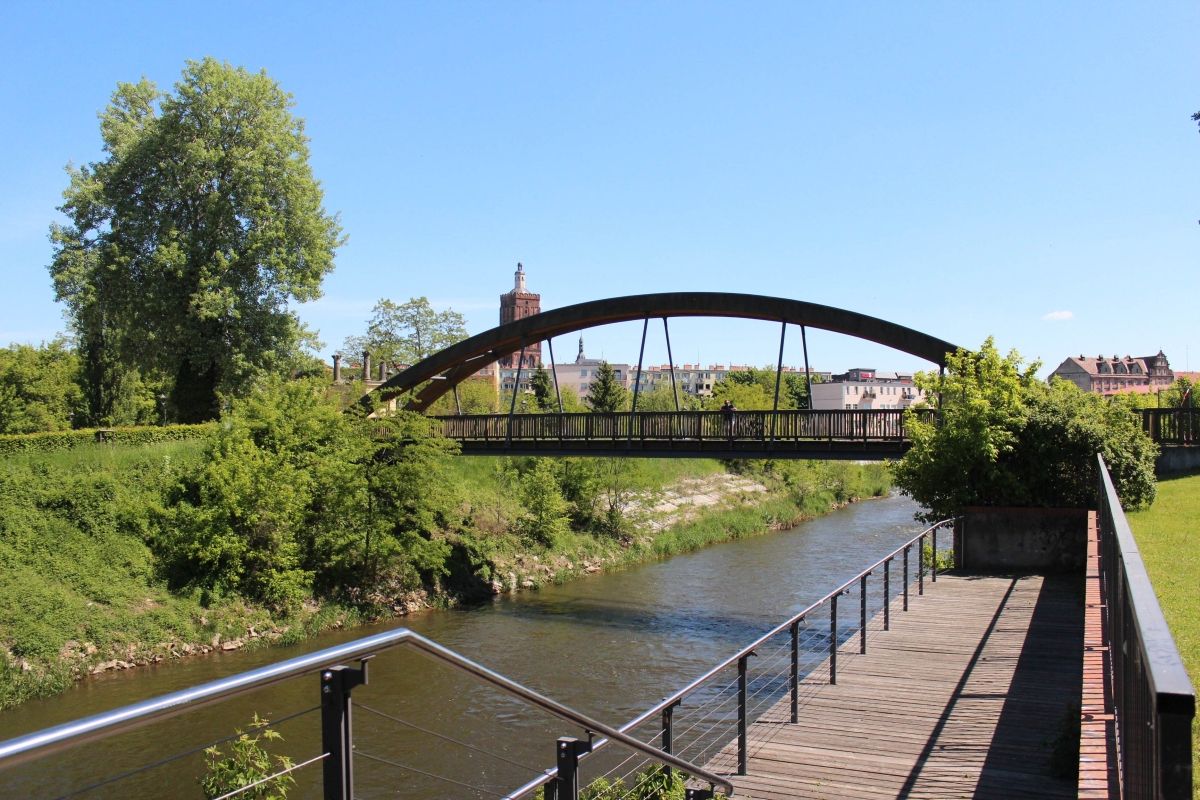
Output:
[0, 630, 733, 800]
[506, 518, 958, 799]
[1141, 408, 1200, 445]
[436, 409, 936, 445]
[1096, 454, 1195, 799]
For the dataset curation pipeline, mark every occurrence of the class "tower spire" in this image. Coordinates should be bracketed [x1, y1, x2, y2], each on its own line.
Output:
[514, 262, 526, 293]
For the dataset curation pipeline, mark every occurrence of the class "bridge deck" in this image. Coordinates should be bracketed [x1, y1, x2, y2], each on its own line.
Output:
[703, 573, 1083, 799]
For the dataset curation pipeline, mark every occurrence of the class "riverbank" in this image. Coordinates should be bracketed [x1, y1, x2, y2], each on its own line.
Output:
[0, 439, 890, 711]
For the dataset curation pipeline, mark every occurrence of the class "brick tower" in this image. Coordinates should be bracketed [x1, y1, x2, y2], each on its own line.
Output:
[499, 263, 541, 369]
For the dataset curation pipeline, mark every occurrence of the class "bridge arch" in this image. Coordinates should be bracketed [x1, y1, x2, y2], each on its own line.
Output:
[368, 292, 959, 411]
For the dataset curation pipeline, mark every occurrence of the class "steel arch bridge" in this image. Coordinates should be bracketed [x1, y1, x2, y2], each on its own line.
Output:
[363, 292, 959, 459]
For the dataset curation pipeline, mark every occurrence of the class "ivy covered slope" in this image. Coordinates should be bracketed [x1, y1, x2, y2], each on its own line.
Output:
[893, 337, 1157, 522]
[0, 377, 890, 710]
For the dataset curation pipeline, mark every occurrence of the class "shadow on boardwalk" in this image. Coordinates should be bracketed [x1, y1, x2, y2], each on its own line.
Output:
[706, 573, 1083, 799]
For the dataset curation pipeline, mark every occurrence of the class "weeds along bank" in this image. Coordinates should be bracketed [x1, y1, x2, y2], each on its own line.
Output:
[0, 379, 891, 710]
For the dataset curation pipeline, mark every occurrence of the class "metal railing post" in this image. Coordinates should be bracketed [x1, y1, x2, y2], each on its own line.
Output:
[685, 789, 715, 800]
[321, 660, 369, 800]
[931, 527, 938, 582]
[860, 574, 868, 654]
[547, 737, 591, 800]
[790, 620, 800, 723]
[903, 546, 910, 611]
[918, 534, 925, 596]
[883, 558, 891, 631]
[738, 654, 751, 775]
[830, 593, 838, 685]
[661, 700, 678, 779]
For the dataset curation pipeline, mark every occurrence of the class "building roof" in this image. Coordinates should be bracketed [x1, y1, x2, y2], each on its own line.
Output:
[1055, 354, 1152, 377]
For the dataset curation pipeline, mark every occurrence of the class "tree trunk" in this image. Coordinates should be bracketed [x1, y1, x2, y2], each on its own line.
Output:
[171, 358, 220, 422]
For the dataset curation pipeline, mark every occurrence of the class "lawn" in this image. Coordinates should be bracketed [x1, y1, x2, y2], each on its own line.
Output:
[1125, 473, 1200, 796]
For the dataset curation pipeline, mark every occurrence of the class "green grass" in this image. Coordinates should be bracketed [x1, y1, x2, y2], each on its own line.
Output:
[1126, 473, 1200, 796]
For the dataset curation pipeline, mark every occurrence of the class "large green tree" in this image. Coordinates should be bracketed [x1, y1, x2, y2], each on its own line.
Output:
[50, 58, 343, 423]
[342, 297, 467, 369]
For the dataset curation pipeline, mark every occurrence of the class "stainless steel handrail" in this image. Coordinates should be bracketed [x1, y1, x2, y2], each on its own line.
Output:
[503, 516, 958, 799]
[0, 629, 735, 794]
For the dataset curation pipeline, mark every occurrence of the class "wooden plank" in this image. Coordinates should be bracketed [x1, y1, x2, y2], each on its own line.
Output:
[701, 573, 1082, 799]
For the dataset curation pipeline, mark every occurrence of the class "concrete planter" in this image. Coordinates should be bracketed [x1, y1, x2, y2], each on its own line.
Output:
[954, 506, 1088, 573]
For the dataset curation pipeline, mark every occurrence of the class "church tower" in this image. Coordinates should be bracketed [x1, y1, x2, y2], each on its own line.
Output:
[499, 263, 541, 369]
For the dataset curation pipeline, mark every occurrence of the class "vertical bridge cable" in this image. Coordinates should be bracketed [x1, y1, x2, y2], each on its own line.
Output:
[800, 324, 813, 409]
[771, 321, 787, 441]
[506, 344, 527, 446]
[663, 318, 680, 413]
[547, 337, 563, 415]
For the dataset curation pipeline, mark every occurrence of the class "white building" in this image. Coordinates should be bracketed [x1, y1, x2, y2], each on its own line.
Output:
[809, 368, 929, 411]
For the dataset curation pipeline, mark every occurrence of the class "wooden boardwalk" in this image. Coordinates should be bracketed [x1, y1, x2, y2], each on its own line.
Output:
[703, 573, 1083, 799]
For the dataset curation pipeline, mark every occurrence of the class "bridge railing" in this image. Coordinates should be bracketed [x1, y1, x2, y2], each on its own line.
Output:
[506, 517, 958, 799]
[435, 408, 937, 443]
[1096, 454, 1195, 798]
[1141, 408, 1200, 445]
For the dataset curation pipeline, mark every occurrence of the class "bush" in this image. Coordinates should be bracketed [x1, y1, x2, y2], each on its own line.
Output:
[157, 378, 370, 612]
[200, 715, 294, 800]
[514, 459, 572, 547]
[893, 338, 1157, 521]
[0, 423, 214, 456]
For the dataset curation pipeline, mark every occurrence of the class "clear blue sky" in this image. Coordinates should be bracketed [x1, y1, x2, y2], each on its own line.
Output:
[2, 2, 1197, 376]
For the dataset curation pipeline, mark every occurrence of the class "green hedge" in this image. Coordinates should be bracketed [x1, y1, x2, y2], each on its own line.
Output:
[0, 424, 216, 455]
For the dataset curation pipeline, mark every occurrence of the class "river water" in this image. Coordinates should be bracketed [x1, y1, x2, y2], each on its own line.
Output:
[1, 493, 924, 799]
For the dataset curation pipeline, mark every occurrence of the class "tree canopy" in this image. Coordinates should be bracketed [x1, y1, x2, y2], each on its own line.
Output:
[705, 367, 814, 410]
[893, 338, 1157, 521]
[50, 58, 343, 423]
[0, 340, 85, 434]
[341, 297, 467, 368]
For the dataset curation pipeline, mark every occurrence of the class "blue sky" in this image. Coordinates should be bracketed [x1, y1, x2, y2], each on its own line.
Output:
[2, 2, 1197, 376]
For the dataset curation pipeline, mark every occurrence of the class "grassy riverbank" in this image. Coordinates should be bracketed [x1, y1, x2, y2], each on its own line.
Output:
[0, 435, 890, 711]
[1126, 473, 1200, 792]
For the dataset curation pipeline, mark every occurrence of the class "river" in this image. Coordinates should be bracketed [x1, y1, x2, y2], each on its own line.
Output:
[0, 492, 924, 799]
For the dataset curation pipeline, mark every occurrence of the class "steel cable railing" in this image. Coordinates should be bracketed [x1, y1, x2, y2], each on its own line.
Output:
[1, 627, 733, 800]
[209, 752, 329, 800]
[508, 518, 958, 799]
[41, 704, 322, 800]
